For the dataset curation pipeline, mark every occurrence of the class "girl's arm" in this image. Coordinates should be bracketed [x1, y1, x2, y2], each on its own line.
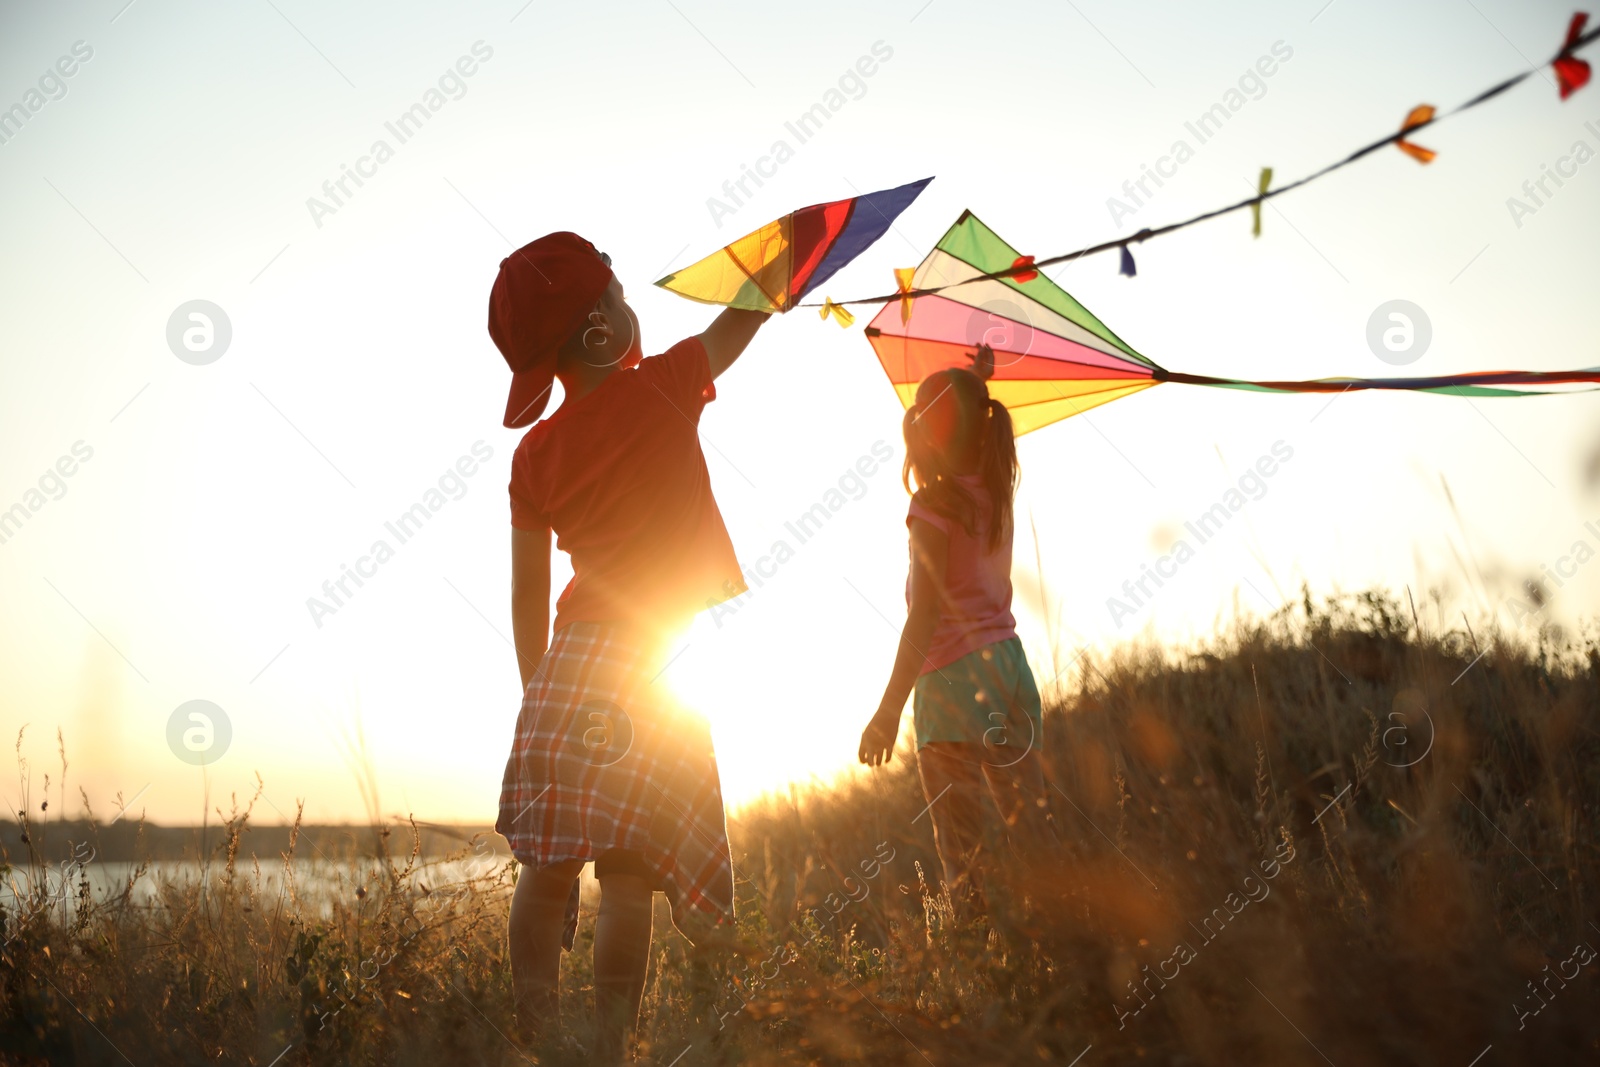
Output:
[699, 307, 772, 381]
[510, 524, 553, 693]
[859, 518, 949, 766]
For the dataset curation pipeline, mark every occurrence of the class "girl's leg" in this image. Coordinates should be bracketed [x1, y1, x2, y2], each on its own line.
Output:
[916, 742, 991, 921]
[981, 749, 1061, 868]
[978, 751, 1065, 941]
[508, 859, 583, 1041]
[972, 659, 1062, 876]
[592, 869, 654, 1064]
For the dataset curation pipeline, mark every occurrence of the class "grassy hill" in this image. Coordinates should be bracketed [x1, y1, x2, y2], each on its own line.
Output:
[2, 591, 1596, 1065]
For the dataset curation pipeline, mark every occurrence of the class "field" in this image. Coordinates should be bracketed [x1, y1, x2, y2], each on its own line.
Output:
[3, 590, 1597, 1065]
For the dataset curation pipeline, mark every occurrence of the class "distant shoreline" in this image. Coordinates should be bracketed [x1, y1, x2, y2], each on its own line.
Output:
[0, 820, 506, 865]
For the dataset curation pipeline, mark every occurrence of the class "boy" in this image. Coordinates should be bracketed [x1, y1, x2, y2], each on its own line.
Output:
[488, 232, 769, 1061]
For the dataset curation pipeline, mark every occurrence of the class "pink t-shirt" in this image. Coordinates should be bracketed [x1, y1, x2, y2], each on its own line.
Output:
[906, 474, 1018, 673]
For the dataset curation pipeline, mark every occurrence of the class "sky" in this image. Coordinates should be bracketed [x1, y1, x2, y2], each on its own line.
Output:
[1, 0, 1597, 826]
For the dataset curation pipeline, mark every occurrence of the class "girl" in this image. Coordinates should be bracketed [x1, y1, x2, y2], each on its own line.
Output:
[858, 351, 1059, 920]
[487, 232, 769, 1061]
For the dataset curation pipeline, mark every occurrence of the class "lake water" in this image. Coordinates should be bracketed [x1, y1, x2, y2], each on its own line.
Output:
[1, 854, 530, 921]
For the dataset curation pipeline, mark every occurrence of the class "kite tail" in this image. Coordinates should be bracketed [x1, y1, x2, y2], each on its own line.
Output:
[1152, 367, 1600, 397]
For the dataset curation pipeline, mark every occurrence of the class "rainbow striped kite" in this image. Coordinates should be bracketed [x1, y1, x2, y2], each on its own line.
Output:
[866, 211, 1600, 435]
[656, 178, 933, 313]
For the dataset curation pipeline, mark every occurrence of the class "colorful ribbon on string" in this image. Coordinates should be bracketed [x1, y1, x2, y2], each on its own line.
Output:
[1556, 12, 1593, 98]
[894, 267, 916, 324]
[1119, 229, 1151, 278]
[819, 297, 855, 328]
[1252, 167, 1274, 237]
[799, 13, 1600, 313]
[1396, 105, 1438, 163]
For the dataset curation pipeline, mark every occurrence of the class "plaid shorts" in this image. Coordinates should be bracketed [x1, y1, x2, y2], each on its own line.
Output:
[496, 622, 734, 948]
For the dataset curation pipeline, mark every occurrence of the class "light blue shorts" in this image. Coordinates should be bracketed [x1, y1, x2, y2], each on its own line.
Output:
[912, 637, 1042, 751]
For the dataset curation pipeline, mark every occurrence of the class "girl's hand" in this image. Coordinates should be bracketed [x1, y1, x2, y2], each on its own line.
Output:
[858, 711, 899, 767]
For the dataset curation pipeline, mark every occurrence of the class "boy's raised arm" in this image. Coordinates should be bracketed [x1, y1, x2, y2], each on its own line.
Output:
[699, 307, 772, 381]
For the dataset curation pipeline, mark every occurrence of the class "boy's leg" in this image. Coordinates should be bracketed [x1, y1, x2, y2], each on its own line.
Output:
[508, 858, 583, 1041]
[593, 851, 655, 1064]
[916, 742, 991, 921]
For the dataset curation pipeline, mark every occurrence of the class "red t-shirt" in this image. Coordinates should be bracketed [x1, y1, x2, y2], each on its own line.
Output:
[509, 337, 745, 637]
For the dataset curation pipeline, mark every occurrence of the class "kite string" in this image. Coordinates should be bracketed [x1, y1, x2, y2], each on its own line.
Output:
[800, 23, 1600, 308]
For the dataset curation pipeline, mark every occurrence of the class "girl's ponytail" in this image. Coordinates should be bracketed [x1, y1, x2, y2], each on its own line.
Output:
[980, 395, 1018, 552]
[900, 404, 926, 496]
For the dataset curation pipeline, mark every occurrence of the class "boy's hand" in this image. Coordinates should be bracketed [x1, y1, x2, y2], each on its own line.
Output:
[858, 709, 899, 767]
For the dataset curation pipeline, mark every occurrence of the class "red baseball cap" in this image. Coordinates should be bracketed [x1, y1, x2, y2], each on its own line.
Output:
[488, 232, 614, 428]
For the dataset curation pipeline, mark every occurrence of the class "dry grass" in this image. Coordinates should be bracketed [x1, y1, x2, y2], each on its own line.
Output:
[3, 589, 1597, 1065]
